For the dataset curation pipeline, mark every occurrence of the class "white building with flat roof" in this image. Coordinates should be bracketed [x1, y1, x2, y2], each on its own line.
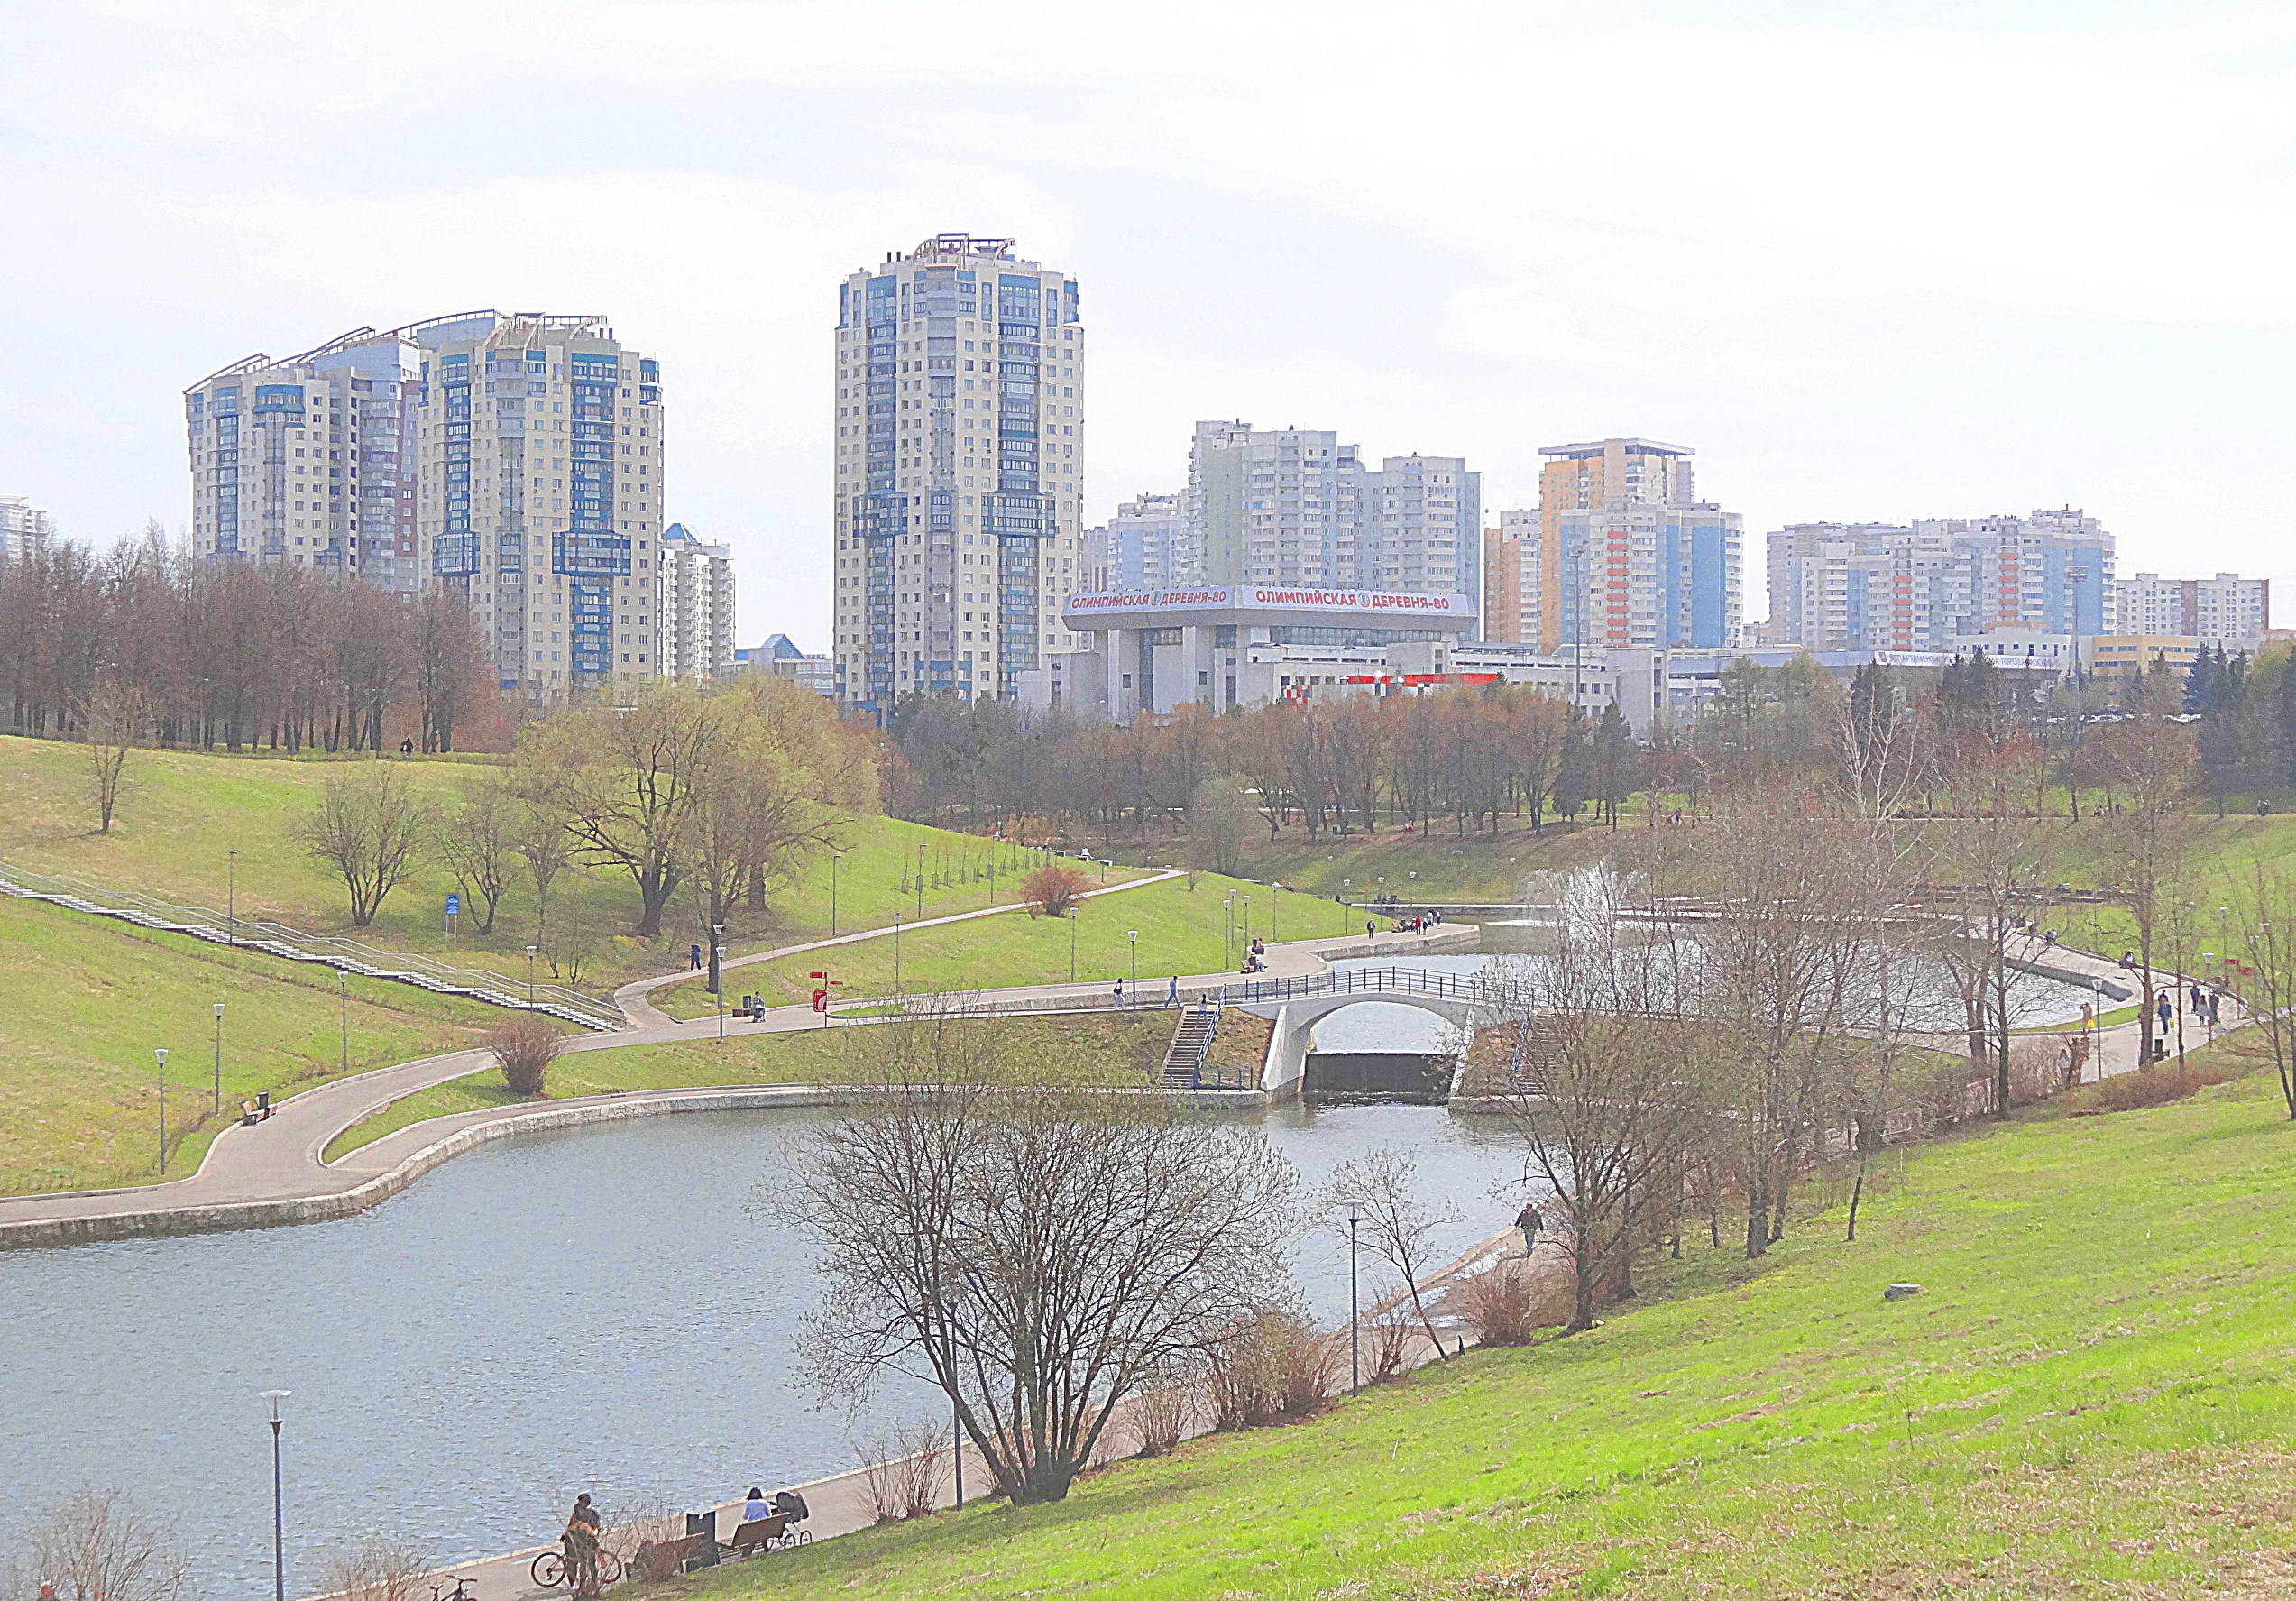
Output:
[658, 523, 735, 682]
[0, 495, 52, 562]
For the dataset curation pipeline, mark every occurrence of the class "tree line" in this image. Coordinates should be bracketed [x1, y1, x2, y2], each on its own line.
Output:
[2, 523, 502, 755]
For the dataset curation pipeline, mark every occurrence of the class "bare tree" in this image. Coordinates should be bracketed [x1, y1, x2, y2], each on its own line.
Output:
[436, 780, 514, 935]
[2097, 696, 2194, 1066]
[298, 762, 432, 927]
[1189, 772, 1255, 877]
[321, 1534, 433, 1601]
[76, 674, 143, 834]
[2227, 860, 2296, 1120]
[1932, 750, 2052, 1118]
[515, 803, 573, 952]
[5, 1486, 192, 1601]
[1324, 1146, 1457, 1361]
[1499, 868, 1707, 1328]
[773, 1011, 1300, 1504]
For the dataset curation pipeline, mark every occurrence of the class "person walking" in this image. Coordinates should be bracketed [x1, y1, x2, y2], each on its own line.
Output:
[1366, 918, 1376, 940]
[689, 943, 703, 972]
[1514, 1201, 1543, 1257]
[1167, 975, 1179, 1006]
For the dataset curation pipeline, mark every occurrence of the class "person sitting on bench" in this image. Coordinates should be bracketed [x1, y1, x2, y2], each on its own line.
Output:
[742, 1487, 769, 1523]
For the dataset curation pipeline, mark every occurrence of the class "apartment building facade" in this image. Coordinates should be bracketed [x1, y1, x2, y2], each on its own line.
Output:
[184, 327, 423, 601]
[412, 312, 664, 701]
[0, 495, 52, 563]
[1517, 438, 1740, 654]
[1767, 509, 2114, 651]
[831, 234, 1088, 718]
[1083, 491, 1191, 592]
[658, 522, 736, 682]
[2115, 572, 2269, 640]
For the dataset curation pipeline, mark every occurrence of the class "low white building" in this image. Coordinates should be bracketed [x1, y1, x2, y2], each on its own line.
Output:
[659, 522, 736, 682]
[1, 494, 53, 562]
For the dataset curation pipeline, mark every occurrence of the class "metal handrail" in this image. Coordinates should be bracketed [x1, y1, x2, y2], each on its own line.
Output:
[0, 857, 623, 1031]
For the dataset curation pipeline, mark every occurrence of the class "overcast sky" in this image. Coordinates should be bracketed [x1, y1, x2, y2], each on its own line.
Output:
[5, 1, 2291, 644]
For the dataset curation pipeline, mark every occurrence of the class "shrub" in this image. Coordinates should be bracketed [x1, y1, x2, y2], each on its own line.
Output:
[1458, 1266, 1537, 1348]
[322, 1534, 433, 1601]
[1367, 1313, 1417, 1383]
[1207, 1307, 1333, 1429]
[2066, 1062, 2233, 1117]
[1023, 865, 1090, 918]
[856, 1423, 949, 1523]
[488, 1017, 563, 1097]
[1133, 1380, 1192, 1458]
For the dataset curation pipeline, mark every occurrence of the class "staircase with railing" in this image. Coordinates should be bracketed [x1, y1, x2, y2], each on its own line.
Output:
[1162, 1004, 1220, 1089]
[0, 857, 624, 1031]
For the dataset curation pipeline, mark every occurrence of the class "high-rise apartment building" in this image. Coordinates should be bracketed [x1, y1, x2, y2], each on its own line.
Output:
[184, 327, 423, 600]
[1481, 522, 1526, 644]
[411, 312, 664, 700]
[1083, 492, 1192, 592]
[2114, 572, 2269, 640]
[1767, 510, 2114, 651]
[1528, 439, 1740, 654]
[831, 234, 1087, 717]
[0, 495, 53, 563]
[658, 522, 736, 682]
[1188, 422, 1478, 601]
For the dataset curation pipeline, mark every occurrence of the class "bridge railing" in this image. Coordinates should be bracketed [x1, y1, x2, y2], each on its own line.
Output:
[0, 856, 624, 1031]
[832, 965, 1539, 1022]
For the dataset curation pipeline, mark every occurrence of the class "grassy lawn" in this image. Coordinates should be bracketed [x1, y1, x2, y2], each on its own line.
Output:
[0, 734, 1093, 989]
[319, 1012, 1179, 1161]
[721, 873, 1362, 1008]
[0, 897, 495, 1196]
[676, 1033, 2296, 1598]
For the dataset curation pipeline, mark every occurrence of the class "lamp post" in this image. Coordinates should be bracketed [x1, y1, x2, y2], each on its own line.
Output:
[1271, 883, 1281, 943]
[1336, 1196, 1364, 1394]
[831, 852, 842, 937]
[1068, 906, 1078, 983]
[714, 924, 727, 1043]
[893, 912, 903, 997]
[941, 1305, 963, 1510]
[1224, 894, 1235, 970]
[155, 1047, 169, 1174]
[260, 1390, 290, 1601]
[1243, 895, 1252, 945]
[526, 945, 537, 1010]
[916, 842, 926, 919]
[213, 1003, 225, 1117]
[227, 848, 239, 946]
[338, 973, 347, 1077]
[1128, 929, 1139, 1007]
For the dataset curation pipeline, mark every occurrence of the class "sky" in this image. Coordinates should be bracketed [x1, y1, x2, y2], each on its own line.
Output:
[4, 1, 2293, 646]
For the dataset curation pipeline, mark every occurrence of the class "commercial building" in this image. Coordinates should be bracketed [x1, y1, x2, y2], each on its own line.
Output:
[2114, 572, 2269, 640]
[184, 327, 423, 601]
[831, 234, 1088, 718]
[1766, 509, 2113, 651]
[658, 522, 736, 682]
[1083, 492, 1190, 592]
[412, 312, 664, 701]
[0, 495, 53, 562]
[1033, 584, 1478, 722]
[1511, 438, 1741, 654]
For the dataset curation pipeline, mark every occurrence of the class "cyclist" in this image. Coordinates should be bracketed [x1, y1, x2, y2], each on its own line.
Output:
[563, 1495, 602, 1597]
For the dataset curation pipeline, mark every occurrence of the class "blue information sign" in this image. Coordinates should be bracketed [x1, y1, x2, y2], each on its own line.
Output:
[445, 892, 461, 916]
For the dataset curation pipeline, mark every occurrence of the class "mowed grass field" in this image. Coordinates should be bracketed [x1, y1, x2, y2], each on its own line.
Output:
[319, 1010, 1179, 1162]
[0, 897, 498, 1196]
[673, 1033, 2296, 1599]
[0, 733, 1130, 989]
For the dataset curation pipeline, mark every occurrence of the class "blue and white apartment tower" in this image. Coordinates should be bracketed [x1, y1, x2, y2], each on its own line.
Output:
[413, 312, 664, 702]
[832, 235, 1088, 717]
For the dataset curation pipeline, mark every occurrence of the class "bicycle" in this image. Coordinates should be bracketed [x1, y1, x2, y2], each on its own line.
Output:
[531, 1547, 623, 1590]
[428, 1579, 476, 1601]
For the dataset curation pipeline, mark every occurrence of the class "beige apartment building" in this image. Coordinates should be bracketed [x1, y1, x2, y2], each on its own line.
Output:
[412, 312, 664, 702]
[831, 234, 1088, 717]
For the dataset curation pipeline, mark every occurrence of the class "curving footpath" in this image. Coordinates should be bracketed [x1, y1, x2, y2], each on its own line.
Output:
[0, 915, 1465, 1252]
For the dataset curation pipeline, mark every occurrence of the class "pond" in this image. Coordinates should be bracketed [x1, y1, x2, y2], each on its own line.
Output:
[0, 1101, 1526, 1599]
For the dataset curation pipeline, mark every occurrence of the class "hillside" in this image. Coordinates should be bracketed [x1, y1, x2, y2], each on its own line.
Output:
[685, 1034, 2296, 1598]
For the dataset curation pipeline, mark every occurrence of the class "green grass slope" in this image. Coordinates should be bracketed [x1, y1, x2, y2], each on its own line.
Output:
[0, 734, 1114, 988]
[319, 1011, 1178, 1162]
[0, 897, 494, 1196]
[693, 1036, 2296, 1598]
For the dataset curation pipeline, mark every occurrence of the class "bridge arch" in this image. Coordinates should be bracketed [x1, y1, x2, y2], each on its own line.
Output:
[1257, 992, 1507, 1103]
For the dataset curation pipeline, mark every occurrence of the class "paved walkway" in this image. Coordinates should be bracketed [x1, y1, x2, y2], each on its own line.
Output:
[0, 918, 1469, 1249]
[611, 869, 1186, 1026]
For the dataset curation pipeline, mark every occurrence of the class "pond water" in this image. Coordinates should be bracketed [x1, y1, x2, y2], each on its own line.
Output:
[0, 1102, 1524, 1599]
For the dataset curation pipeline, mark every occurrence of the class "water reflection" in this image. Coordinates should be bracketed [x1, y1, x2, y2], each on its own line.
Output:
[0, 1101, 1528, 1598]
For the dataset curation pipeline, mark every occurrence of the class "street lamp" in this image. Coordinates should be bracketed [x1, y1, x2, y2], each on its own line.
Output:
[155, 1047, 169, 1174]
[1336, 1196, 1364, 1393]
[1224, 894, 1235, 970]
[714, 924, 727, 1043]
[1068, 906, 1078, 983]
[916, 842, 926, 919]
[260, 1389, 290, 1601]
[1271, 883, 1281, 943]
[526, 945, 537, 1010]
[831, 852, 842, 937]
[338, 973, 347, 1077]
[1243, 895, 1252, 945]
[227, 848, 239, 946]
[1128, 929, 1139, 1006]
[213, 1003, 225, 1117]
[893, 912, 904, 997]
[941, 1303, 963, 1510]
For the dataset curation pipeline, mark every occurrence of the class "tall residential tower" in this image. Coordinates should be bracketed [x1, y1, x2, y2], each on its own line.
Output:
[831, 235, 1088, 716]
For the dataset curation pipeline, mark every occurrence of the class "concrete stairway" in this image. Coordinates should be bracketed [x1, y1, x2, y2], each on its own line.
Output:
[1162, 1005, 1219, 1088]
